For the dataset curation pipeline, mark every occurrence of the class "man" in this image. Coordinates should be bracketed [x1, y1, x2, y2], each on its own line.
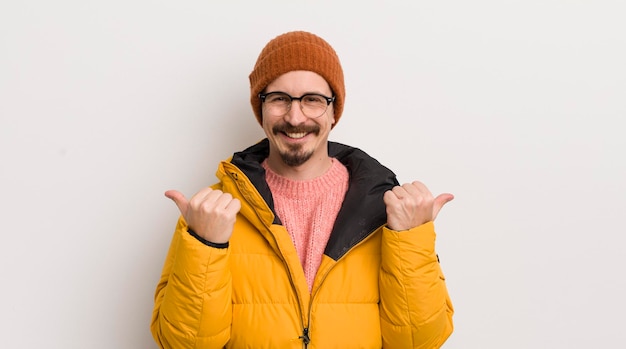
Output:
[151, 30, 454, 348]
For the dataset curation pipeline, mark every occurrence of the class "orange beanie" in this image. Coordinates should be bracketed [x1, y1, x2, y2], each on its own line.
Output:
[249, 31, 345, 127]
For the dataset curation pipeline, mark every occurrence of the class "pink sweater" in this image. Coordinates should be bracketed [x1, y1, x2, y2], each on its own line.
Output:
[263, 158, 349, 291]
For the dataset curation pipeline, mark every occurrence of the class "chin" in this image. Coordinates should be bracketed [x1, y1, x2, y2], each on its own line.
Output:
[280, 149, 314, 167]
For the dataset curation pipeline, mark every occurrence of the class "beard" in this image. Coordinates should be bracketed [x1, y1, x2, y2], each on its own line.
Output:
[272, 123, 321, 167]
[281, 146, 313, 167]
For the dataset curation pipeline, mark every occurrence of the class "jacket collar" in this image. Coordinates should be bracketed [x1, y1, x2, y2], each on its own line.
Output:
[230, 139, 399, 261]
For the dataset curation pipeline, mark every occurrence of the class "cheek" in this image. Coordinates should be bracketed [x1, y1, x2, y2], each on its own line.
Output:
[262, 118, 273, 133]
[327, 113, 335, 125]
[328, 109, 336, 125]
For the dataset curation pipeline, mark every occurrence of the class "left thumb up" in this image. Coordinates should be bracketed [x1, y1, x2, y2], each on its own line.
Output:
[432, 193, 454, 221]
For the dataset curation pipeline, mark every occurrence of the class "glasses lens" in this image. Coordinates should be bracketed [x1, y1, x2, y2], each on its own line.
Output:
[301, 94, 329, 118]
[263, 92, 290, 116]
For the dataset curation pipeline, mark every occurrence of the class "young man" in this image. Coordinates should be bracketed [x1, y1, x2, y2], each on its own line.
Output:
[151, 31, 454, 348]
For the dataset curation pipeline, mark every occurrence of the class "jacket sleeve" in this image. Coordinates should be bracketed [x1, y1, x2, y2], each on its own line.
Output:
[379, 221, 454, 348]
[151, 216, 232, 349]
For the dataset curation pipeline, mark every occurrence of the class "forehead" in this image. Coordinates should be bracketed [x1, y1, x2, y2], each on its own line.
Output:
[266, 70, 331, 94]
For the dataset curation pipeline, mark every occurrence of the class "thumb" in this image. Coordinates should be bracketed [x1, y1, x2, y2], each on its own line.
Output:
[164, 190, 189, 217]
[432, 193, 454, 221]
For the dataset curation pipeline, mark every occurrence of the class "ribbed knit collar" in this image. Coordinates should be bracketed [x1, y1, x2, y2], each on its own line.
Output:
[261, 158, 347, 200]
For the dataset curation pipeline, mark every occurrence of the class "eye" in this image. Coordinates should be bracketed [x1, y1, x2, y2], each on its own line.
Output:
[265, 93, 290, 104]
[302, 94, 326, 105]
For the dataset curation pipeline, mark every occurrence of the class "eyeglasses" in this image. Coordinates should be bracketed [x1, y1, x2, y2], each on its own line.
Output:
[259, 91, 335, 118]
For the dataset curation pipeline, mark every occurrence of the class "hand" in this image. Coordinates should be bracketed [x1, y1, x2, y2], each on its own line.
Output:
[383, 181, 454, 231]
[165, 188, 241, 243]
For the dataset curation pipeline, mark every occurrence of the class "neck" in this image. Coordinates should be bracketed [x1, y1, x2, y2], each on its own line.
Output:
[265, 153, 333, 181]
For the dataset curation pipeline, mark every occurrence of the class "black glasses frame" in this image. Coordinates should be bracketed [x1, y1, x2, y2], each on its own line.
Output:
[258, 92, 336, 105]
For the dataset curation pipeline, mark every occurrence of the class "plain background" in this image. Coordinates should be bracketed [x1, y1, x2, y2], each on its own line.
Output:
[1, 1, 625, 348]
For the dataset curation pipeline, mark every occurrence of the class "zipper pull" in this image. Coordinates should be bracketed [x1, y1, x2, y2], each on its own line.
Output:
[299, 327, 310, 346]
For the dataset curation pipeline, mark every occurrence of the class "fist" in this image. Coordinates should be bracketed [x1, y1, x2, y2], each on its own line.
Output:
[383, 181, 453, 231]
[165, 188, 241, 243]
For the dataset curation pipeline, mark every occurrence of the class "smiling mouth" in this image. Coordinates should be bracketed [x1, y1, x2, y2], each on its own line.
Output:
[273, 123, 320, 140]
[285, 132, 307, 139]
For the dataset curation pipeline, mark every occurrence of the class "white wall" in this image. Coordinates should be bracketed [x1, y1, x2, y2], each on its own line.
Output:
[1, 1, 625, 348]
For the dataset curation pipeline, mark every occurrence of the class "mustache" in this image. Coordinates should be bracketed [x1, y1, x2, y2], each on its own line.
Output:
[272, 123, 320, 136]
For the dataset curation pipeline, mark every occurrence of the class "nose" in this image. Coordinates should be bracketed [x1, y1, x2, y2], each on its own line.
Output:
[283, 100, 308, 125]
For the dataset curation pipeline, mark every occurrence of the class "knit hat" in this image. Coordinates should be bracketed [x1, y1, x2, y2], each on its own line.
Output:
[249, 31, 345, 127]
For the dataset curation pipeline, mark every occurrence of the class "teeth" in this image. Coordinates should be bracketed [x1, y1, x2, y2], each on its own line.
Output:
[286, 132, 307, 139]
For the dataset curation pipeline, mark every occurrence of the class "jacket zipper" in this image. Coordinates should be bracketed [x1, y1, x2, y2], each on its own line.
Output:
[303, 226, 384, 348]
[271, 229, 309, 348]
[299, 327, 310, 348]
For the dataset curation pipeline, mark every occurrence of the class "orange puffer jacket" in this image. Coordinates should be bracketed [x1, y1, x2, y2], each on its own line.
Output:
[151, 140, 454, 348]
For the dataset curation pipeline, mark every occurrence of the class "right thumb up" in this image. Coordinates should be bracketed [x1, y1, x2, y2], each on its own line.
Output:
[164, 190, 189, 217]
[164, 187, 240, 243]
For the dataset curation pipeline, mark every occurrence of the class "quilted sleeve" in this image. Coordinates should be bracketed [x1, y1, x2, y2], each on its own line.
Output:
[379, 221, 454, 348]
[151, 216, 233, 349]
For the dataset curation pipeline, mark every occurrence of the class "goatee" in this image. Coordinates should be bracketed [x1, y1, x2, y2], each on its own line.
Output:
[272, 123, 320, 167]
